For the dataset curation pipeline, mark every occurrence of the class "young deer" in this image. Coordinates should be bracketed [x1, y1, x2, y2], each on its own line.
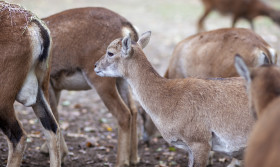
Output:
[235, 55, 280, 167]
[40, 7, 139, 166]
[165, 28, 277, 79]
[0, 2, 60, 167]
[198, 0, 280, 32]
[94, 32, 255, 167]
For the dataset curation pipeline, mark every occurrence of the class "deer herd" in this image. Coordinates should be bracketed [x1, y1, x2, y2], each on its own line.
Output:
[0, 0, 280, 167]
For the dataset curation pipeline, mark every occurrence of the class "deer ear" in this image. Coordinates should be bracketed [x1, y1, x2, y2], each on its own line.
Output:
[138, 31, 151, 49]
[122, 35, 132, 57]
[235, 54, 251, 83]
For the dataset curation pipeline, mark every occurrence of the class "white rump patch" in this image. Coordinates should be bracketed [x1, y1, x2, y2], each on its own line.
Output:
[122, 26, 139, 38]
[16, 70, 38, 106]
[122, 27, 131, 37]
[16, 22, 43, 106]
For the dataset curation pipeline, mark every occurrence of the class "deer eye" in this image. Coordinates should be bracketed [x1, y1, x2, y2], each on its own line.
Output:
[107, 52, 114, 57]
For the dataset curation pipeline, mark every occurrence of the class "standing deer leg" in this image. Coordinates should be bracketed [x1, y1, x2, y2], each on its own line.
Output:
[40, 83, 68, 162]
[197, 7, 212, 32]
[89, 76, 131, 167]
[0, 106, 27, 167]
[232, 15, 240, 28]
[249, 20, 255, 31]
[32, 87, 61, 167]
[191, 142, 211, 167]
[116, 78, 139, 164]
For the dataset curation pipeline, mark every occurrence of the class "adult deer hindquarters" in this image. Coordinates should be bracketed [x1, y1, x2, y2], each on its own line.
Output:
[235, 56, 280, 167]
[0, 2, 60, 167]
[95, 32, 255, 167]
[42, 7, 139, 166]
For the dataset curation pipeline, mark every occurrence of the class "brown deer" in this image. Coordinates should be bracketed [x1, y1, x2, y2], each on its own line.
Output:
[94, 32, 255, 167]
[235, 55, 280, 167]
[144, 27, 276, 150]
[0, 2, 60, 167]
[198, 0, 280, 32]
[39, 8, 139, 166]
[165, 28, 277, 79]
[145, 28, 276, 166]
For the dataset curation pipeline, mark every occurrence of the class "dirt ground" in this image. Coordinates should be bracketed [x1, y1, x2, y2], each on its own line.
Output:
[1, 0, 280, 166]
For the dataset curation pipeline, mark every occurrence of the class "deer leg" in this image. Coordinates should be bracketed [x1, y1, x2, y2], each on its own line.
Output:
[249, 20, 255, 31]
[32, 87, 61, 167]
[90, 76, 131, 167]
[190, 142, 211, 167]
[197, 7, 212, 32]
[0, 106, 27, 167]
[116, 78, 139, 164]
[40, 83, 68, 162]
[232, 15, 240, 28]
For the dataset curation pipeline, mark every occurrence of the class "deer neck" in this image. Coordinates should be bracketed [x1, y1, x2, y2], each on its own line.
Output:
[125, 55, 166, 117]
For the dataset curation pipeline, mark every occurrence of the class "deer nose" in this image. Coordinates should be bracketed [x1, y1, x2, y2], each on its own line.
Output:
[94, 63, 97, 68]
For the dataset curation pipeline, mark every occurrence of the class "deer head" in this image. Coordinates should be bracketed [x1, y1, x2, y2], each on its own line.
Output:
[94, 31, 151, 77]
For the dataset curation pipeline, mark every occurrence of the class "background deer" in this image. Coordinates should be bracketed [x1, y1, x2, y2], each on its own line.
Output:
[165, 28, 277, 79]
[235, 55, 280, 167]
[0, 2, 60, 167]
[198, 0, 280, 32]
[94, 32, 255, 167]
[40, 7, 139, 166]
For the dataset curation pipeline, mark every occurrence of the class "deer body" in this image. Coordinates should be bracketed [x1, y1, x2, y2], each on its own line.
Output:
[0, 2, 60, 167]
[95, 32, 255, 166]
[41, 7, 139, 166]
[235, 57, 280, 167]
[198, 0, 280, 32]
[166, 28, 277, 79]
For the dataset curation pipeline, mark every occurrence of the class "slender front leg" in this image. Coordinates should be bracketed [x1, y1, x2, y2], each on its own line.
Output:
[197, 7, 212, 32]
[232, 15, 240, 28]
[189, 142, 211, 167]
[116, 78, 139, 164]
[32, 87, 61, 167]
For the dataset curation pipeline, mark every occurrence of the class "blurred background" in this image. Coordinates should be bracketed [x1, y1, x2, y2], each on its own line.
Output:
[0, 0, 280, 166]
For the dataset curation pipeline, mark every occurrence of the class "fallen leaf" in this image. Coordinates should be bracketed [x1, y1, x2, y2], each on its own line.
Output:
[60, 122, 70, 130]
[168, 146, 176, 152]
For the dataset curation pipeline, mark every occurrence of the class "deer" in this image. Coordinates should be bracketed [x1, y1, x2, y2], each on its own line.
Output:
[235, 55, 280, 167]
[94, 31, 256, 167]
[0, 2, 60, 167]
[165, 28, 277, 79]
[198, 0, 280, 32]
[38, 7, 139, 166]
[142, 27, 276, 166]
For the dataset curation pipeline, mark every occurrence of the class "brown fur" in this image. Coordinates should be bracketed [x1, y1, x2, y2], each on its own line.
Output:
[42, 7, 139, 166]
[0, 2, 60, 167]
[198, 0, 280, 32]
[236, 63, 280, 167]
[165, 28, 276, 79]
[95, 33, 255, 167]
